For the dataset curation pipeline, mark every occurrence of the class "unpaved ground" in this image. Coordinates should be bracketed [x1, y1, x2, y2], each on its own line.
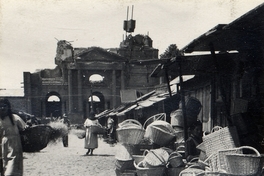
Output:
[23, 133, 120, 176]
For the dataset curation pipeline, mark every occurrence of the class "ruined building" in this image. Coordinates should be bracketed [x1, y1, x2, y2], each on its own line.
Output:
[23, 14, 160, 123]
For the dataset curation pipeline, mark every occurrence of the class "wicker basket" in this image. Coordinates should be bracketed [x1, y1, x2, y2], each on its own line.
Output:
[167, 152, 184, 168]
[117, 128, 145, 145]
[225, 146, 261, 175]
[117, 119, 145, 145]
[115, 144, 133, 161]
[20, 124, 52, 152]
[145, 125, 175, 146]
[202, 126, 240, 156]
[143, 148, 169, 167]
[118, 119, 143, 129]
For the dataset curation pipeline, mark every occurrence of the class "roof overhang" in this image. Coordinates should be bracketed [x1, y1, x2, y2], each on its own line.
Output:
[182, 3, 264, 53]
[151, 3, 264, 79]
[150, 53, 239, 78]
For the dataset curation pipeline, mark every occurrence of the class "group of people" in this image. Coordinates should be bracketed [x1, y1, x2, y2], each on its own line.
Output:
[0, 96, 203, 175]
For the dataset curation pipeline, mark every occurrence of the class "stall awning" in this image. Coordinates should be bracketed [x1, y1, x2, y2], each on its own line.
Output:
[150, 53, 238, 78]
[116, 104, 138, 116]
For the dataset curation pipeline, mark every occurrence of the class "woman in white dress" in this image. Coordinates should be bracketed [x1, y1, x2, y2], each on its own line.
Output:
[84, 112, 101, 155]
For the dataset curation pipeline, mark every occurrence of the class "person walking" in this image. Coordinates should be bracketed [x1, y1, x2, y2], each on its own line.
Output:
[84, 112, 102, 155]
[0, 98, 27, 176]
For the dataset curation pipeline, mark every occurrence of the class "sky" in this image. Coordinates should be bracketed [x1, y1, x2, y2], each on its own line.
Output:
[0, 0, 263, 95]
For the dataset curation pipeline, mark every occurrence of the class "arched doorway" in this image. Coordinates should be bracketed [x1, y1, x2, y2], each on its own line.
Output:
[87, 91, 105, 125]
[88, 91, 105, 114]
[45, 92, 62, 118]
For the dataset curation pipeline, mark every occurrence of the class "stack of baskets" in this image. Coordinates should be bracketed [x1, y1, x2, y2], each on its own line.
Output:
[200, 126, 263, 175]
[116, 119, 145, 145]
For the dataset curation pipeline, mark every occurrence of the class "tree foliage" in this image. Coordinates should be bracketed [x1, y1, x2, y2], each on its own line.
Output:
[160, 44, 182, 59]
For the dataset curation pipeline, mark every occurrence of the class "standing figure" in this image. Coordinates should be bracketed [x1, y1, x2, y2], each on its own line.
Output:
[61, 114, 70, 147]
[185, 120, 203, 162]
[84, 112, 101, 155]
[106, 117, 116, 144]
[0, 98, 26, 176]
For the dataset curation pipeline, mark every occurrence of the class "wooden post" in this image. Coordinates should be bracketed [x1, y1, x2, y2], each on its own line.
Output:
[178, 57, 188, 141]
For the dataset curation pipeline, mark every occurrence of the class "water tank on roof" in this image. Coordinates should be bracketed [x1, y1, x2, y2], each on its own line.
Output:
[123, 19, 136, 33]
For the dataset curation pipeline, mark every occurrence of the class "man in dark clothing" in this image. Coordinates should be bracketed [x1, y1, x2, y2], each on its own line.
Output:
[185, 120, 203, 162]
[61, 114, 70, 147]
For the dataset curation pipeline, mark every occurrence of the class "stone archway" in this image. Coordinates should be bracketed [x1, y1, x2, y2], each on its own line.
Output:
[45, 91, 62, 118]
[88, 91, 105, 114]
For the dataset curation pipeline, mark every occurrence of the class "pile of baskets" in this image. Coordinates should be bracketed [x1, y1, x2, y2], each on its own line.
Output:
[197, 126, 263, 176]
[133, 148, 184, 176]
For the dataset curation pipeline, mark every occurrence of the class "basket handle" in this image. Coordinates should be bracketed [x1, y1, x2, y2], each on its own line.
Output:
[211, 126, 222, 133]
[143, 149, 149, 156]
[168, 151, 182, 159]
[176, 145, 185, 152]
[134, 160, 148, 170]
[237, 146, 261, 156]
[143, 113, 166, 129]
[179, 165, 200, 176]
[118, 119, 142, 128]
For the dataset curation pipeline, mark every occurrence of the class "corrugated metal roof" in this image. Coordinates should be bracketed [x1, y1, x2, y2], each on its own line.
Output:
[150, 53, 238, 78]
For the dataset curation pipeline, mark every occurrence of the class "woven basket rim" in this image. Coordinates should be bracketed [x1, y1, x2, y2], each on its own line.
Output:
[226, 153, 261, 157]
[117, 128, 145, 132]
[150, 125, 175, 136]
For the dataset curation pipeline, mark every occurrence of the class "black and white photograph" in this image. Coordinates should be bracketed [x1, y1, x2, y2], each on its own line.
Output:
[0, 0, 264, 175]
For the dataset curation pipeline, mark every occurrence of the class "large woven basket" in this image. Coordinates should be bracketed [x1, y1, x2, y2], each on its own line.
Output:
[20, 124, 52, 152]
[225, 146, 261, 175]
[115, 144, 133, 161]
[117, 119, 145, 145]
[202, 126, 240, 157]
[146, 125, 175, 146]
[143, 148, 169, 167]
[117, 128, 145, 145]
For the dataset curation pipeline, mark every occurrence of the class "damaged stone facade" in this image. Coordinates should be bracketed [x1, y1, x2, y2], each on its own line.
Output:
[24, 36, 160, 124]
